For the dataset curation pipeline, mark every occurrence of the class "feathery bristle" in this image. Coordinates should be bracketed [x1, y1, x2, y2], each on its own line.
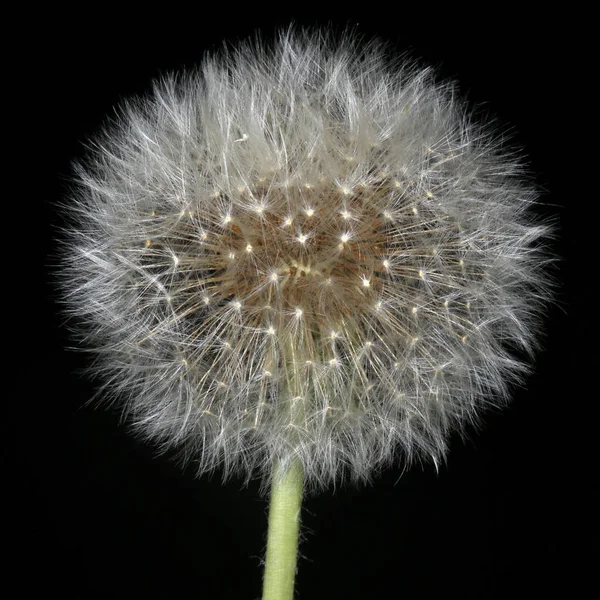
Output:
[59, 28, 553, 494]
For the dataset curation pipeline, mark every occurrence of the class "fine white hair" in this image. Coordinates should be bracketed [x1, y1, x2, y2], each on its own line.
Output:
[60, 28, 553, 494]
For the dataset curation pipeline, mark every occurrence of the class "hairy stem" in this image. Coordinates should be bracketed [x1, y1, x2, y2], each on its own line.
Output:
[262, 457, 304, 600]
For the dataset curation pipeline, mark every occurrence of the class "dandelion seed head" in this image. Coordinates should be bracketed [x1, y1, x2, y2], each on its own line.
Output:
[60, 28, 554, 495]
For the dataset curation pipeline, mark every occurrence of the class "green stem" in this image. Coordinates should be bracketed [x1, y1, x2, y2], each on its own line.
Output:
[262, 457, 304, 600]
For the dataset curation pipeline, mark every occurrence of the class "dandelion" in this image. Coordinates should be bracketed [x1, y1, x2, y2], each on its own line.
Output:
[59, 28, 553, 599]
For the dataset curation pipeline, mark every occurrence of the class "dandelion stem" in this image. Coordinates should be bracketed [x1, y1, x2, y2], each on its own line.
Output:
[262, 457, 304, 600]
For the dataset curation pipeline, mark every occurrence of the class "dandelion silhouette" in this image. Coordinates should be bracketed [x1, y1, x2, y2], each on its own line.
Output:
[61, 28, 553, 599]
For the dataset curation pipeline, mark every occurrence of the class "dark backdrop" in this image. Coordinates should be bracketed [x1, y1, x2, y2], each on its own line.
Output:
[11, 7, 588, 600]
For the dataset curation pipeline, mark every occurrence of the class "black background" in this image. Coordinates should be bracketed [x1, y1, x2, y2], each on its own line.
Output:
[11, 6, 591, 599]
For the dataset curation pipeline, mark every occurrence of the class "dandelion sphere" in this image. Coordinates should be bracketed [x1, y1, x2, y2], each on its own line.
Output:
[62, 30, 551, 493]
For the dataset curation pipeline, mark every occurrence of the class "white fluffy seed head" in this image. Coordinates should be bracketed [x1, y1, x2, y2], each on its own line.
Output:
[59, 28, 554, 495]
